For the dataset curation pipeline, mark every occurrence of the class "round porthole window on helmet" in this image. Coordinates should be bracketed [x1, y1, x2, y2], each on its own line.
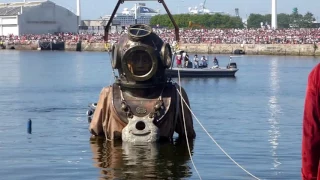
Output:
[127, 50, 153, 76]
[161, 43, 172, 68]
[111, 44, 121, 69]
[122, 46, 158, 82]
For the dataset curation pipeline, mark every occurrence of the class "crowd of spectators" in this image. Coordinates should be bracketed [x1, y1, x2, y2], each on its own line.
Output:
[156, 28, 320, 44]
[1, 28, 320, 45]
[0, 32, 104, 45]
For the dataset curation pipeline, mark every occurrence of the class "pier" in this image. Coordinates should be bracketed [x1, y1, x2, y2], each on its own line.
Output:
[1, 41, 320, 56]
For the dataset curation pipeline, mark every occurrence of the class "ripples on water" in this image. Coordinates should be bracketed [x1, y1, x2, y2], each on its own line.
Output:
[0, 50, 319, 180]
[90, 137, 194, 180]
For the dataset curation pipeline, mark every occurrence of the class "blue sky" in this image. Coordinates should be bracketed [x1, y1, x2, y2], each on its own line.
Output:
[1, 0, 319, 21]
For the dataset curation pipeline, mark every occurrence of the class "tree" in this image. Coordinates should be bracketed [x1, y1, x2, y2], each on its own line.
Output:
[150, 14, 244, 29]
[247, 14, 268, 28]
[277, 13, 291, 28]
[301, 12, 316, 28]
[150, 11, 316, 29]
[290, 7, 302, 28]
[246, 10, 316, 29]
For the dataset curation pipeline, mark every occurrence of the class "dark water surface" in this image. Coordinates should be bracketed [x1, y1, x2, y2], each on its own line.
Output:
[0, 50, 319, 180]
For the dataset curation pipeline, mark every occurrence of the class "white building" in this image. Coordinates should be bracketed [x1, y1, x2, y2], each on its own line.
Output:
[188, 2, 228, 15]
[0, 0, 78, 36]
[102, 4, 159, 26]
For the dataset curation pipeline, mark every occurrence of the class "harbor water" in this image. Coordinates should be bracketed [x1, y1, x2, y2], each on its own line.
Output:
[0, 50, 319, 180]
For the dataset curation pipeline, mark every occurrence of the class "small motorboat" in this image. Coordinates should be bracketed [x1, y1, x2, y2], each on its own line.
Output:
[234, 49, 245, 55]
[165, 56, 239, 78]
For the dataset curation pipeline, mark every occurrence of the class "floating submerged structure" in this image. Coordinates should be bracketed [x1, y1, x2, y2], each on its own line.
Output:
[88, 0, 195, 143]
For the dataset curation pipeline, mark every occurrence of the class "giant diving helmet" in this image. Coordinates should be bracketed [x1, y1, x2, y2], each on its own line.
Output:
[111, 24, 172, 89]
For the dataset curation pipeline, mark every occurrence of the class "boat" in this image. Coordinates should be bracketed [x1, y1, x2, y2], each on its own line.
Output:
[234, 49, 245, 55]
[166, 67, 238, 77]
[165, 55, 239, 78]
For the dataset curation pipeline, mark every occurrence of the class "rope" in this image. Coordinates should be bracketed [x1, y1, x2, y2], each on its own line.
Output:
[105, 43, 110, 51]
[177, 69, 202, 180]
[175, 88, 261, 180]
[83, 42, 90, 51]
[108, 47, 117, 82]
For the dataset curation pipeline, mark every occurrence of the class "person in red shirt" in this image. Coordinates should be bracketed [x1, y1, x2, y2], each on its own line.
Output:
[176, 52, 182, 68]
[302, 63, 320, 180]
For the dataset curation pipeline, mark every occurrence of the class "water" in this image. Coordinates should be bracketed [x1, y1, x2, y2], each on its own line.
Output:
[0, 50, 319, 180]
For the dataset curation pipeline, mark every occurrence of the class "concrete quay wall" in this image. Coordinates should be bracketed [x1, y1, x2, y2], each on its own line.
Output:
[179, 43, 320, 56]
[1, 41, 320, 56]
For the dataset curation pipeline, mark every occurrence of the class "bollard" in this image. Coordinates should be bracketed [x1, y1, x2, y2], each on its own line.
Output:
[27, 119, 32, 134]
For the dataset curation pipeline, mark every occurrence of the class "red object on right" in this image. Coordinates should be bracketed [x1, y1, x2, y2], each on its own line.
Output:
[301, 63, 320, 180]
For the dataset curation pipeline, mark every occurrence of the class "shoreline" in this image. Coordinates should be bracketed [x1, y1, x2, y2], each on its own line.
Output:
[1, 42, 319, 56]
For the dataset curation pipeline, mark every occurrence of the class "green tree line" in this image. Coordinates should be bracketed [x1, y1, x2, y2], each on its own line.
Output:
[247, 9, 316, 28]
[150, 8, 316, 29]
[150, 14, 244, 28]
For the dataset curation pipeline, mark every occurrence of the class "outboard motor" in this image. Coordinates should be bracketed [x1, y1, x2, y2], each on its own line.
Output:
[227, 62, 237, 69]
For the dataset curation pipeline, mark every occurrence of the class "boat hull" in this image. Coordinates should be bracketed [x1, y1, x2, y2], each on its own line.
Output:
[165, 68, 238, 77]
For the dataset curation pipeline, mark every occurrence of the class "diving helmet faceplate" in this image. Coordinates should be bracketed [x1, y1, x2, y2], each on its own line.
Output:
[111, 24, 172, 88]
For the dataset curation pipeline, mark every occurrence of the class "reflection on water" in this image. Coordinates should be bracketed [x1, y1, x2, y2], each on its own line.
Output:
[90, 137, 194, 179]
[268, 58, 282, 171]
[0, 51, 21, 87]
[0, 51, 318, 179]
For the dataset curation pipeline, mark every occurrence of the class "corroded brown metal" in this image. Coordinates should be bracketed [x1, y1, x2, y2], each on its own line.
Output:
[112, 84, 172, 124]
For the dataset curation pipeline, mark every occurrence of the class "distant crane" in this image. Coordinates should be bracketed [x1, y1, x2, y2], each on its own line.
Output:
[200, 0, 207, 10]
[203, 0, 206, 9]
[235, 8, 240, 17]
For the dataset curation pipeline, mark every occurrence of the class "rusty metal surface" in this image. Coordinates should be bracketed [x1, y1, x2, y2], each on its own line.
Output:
[112, 84, 172, 124]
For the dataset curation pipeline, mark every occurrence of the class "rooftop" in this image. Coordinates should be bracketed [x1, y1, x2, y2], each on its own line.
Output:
[0, 1, 47, 16]
[0, 0, 46, 7]
[0, 7, 21, 16]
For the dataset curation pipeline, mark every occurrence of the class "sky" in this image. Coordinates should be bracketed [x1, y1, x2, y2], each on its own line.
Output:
[1, 0, 320, 21]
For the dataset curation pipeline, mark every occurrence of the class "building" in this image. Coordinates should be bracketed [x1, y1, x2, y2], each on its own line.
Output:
[0, 0, 78, 36]
[79, 19, 121, 34]
[102, 3, 159, 27]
